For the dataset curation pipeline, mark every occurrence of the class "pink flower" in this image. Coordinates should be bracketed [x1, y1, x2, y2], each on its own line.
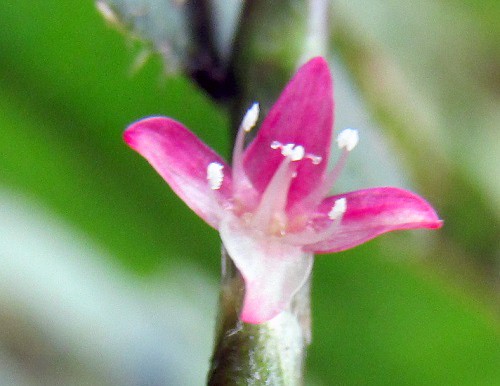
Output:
[124, 57, 442, 324]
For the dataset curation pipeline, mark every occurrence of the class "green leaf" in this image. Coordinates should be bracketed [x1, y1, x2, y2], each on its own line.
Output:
[310, 245, 500, 385]
[0, 0, 229, 273]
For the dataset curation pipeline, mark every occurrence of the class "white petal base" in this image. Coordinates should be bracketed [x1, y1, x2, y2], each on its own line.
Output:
[219, 216, 313, 324]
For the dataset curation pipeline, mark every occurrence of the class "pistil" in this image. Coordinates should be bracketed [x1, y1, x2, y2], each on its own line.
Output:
[289, 129, 359, 218]
[250, 142, 308, 233]
[251, 155, 296, 233]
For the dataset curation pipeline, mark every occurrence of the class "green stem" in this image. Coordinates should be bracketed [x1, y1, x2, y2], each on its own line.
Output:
[207, 248, 311, 385]
[229, 0, 310, 130]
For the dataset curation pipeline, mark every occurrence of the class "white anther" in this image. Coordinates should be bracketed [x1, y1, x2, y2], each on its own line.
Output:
[337, 129, 359, 151]
[328, 198, 347, 220]
[207, 162, 224, 190]
[241, 103, 260, 132]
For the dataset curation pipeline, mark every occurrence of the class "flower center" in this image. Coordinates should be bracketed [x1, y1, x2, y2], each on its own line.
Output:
[206, 104, 360, 245]
[247, 140, 322, 235]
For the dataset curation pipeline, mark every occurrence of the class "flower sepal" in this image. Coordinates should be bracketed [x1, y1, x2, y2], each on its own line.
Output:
[220, 215, 314, 324]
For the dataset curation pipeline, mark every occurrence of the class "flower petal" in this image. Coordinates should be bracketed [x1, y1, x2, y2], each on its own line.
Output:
[306, 187, 443, 253]
[220, 216, 313, 324]
[124, 117, 232, 229]
[243, 57, 334, 207]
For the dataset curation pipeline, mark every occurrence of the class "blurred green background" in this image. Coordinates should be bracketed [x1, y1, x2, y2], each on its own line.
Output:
[0, 1, 498, 385]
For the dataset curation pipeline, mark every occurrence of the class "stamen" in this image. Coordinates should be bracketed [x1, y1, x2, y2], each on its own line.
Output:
[289, 131, 359, 216]
[241, 103, 260, 132]
[284, 198, 348, 246]
[232, 103, 260, 199]
[207, 162, 224, 190]
[328, 198, 347, 220]
[337, 128, 359, 151]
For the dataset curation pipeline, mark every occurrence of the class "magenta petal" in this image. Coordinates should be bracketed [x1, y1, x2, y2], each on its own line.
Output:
[306, 187, 443, 253]
[243, 57, 334, 207]
[124, 117, 232, 229]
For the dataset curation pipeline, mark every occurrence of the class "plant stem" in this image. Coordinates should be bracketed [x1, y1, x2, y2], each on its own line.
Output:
[207, 248, 311, 385]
